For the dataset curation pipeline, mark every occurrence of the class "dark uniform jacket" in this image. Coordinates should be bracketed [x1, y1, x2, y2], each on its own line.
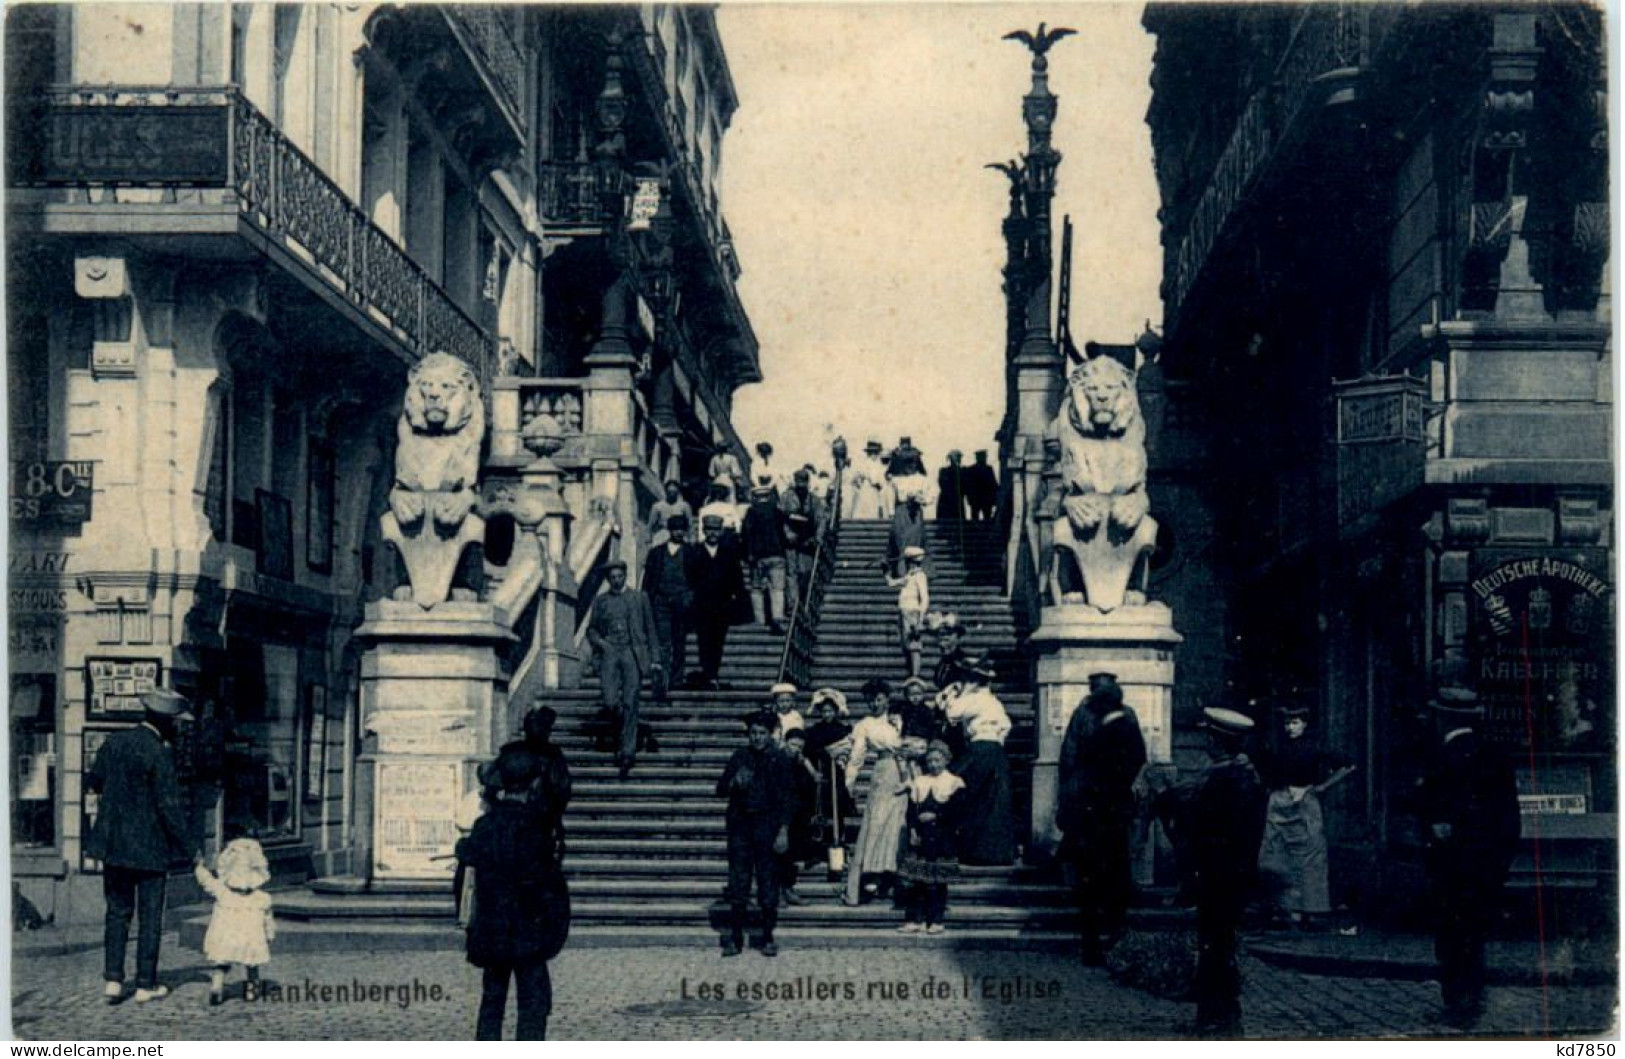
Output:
[1158, 754, 1268, 908]
[85, 724, 192, 872]
[740, 502, 789, 562]
[642, 543, 693, 606]
[1057, 708, 1147, 838]
[457, 800, 570, 968]
[717, 745, 795, 837]
[686, 539, 749, 620]
[964, 463, 999, 510]
[1415, 729, 1521, 885]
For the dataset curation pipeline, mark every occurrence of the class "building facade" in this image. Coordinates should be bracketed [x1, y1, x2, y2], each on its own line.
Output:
[1142, 4, 1612, 919]
[7, 3, 758, 918]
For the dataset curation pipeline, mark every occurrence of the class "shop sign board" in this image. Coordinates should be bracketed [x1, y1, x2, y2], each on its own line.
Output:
[10, 461, 94, 526]
[1334, 375, 1426, 530]
[372, 761, 461, 879]
[1469, 549, 1612, 753]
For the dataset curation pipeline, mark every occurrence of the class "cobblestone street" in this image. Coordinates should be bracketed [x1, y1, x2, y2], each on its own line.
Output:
[11, 933, 1616, 1040]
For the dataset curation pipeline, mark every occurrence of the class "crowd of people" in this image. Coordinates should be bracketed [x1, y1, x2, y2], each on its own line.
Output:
[716, 636, 1020, 957]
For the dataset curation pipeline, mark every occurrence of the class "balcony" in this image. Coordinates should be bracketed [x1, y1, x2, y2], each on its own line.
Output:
[1165, 5, 1375, 322]
[20, 85, 494, 387]
[442, 7, 525, 139]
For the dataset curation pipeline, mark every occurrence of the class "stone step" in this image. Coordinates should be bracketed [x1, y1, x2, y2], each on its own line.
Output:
[180, 917, 1085, 953]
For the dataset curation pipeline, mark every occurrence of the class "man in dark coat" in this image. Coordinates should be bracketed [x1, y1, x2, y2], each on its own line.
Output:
[716, 711, 795, 956]
[1058, 673, 1148, 963]
[740, 484, 790, 634]
[936, 450, 967, 521]
[495, 704, 574, 854]
[642, 515, 695, 697]
[1154, 707, 1268, 1037]
[1415, 689, 1521, 1028]
[964, 450, 999, 521]
[458, 749, 569, 1040]
[587, 559, 660, 777]
[686, 513, 748, 691]
[931, 615, 969, 694]
[86, 689, 197, 1004]
[779, 468, 827, 613]
[886, 492, 928, 578]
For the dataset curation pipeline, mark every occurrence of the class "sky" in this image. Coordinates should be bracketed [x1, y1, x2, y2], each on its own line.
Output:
[717, 3, 1162, 476]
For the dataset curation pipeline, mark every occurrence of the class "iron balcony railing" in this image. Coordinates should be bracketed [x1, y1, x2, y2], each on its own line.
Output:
[443, 6, 525, 130]
[1166, 4, 1374, 320]
[27, 84, 495, 388]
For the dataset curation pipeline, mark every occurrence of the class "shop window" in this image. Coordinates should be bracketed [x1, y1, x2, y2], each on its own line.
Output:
[10, 675, 56, 849]
[220, 642, 301, 841]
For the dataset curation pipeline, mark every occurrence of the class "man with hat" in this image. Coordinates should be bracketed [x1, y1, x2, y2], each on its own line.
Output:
[1153, 707, 1268, 1036]
[495, 702, 574, 852]
[780, 467, 827, 615]
[685, 512, 748, 691]
[936, 449, 967, 522]
[646, 479, 695, 549]
[458, 745, 569, 1039]
[587, 558, 660, 777]
[643, 515, 695, 696]
[1057, 673, 1148, 963]
[931, 613, 970, 694]
[716, 710, 795, 957]
[1415, 686, 1520, 1028]
[964, 450, 999, 522]
[741, 481, 791, 635]
[86, 688, 199, 1004]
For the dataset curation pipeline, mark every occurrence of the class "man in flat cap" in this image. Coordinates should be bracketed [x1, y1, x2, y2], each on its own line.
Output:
[86, 688, 198, 1004]
[1058, 673, 1148, 964]
[588, 558, 660, 777]
[780, 467, 827, 616]
[716, 710, 795, 957]
[1154, 707, 1267, 1036]
[1415, 687, 1520, 1028]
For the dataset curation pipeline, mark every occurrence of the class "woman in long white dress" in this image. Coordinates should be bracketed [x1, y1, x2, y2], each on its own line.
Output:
[842, 696, 913, 905]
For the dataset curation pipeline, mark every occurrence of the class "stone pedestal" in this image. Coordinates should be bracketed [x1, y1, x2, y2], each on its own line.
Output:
[1028, 602, 1181, 859]
[354, 600, 517, 880]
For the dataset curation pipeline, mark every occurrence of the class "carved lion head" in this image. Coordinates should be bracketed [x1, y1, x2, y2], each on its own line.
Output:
[1067, 356, 1139, 438]
[403, 352, 482, 438]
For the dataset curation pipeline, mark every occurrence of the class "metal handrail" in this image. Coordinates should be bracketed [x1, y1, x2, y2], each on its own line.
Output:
[776, 470, 842, 686]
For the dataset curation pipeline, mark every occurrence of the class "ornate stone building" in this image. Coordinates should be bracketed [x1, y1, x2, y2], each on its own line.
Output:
[6, 3, 758, 917]
[1142, 4, 1612, 918]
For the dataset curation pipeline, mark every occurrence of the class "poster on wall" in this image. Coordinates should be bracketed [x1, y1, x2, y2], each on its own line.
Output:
[85, 657, 161, 719]
[372, 761, 461, 879]
[1469, 548, 1613, 757]
[303, 686, 327, 805]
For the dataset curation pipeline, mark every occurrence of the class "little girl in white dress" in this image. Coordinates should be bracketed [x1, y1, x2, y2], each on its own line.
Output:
[194, 837, 276, 1005]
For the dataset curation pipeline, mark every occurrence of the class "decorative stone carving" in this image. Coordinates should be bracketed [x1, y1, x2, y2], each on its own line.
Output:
[381, 352, 487, 608]
[1041, 355, 1159, 612]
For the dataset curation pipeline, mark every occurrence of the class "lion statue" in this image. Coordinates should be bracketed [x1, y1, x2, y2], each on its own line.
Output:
[381, 352, 487, 608]
[1041, 355, 1158, 612]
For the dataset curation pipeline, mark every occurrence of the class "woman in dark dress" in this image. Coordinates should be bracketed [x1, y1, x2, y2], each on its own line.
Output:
[943, 655, 1017, 866]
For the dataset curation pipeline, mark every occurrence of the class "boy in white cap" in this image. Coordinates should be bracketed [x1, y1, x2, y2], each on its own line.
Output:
[886, 546, 930, 678]
[768, 683, 803, 745]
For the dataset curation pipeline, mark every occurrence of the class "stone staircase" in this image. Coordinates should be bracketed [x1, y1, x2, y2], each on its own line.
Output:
[208, 519, 1100, 952]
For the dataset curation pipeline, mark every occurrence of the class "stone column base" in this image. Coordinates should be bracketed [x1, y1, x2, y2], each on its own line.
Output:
[355, 600, 516, 881]
[1028, 602, 1181, 861]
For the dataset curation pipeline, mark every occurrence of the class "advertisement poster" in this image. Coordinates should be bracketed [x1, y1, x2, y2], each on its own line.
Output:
[372, 761, 461, 879]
